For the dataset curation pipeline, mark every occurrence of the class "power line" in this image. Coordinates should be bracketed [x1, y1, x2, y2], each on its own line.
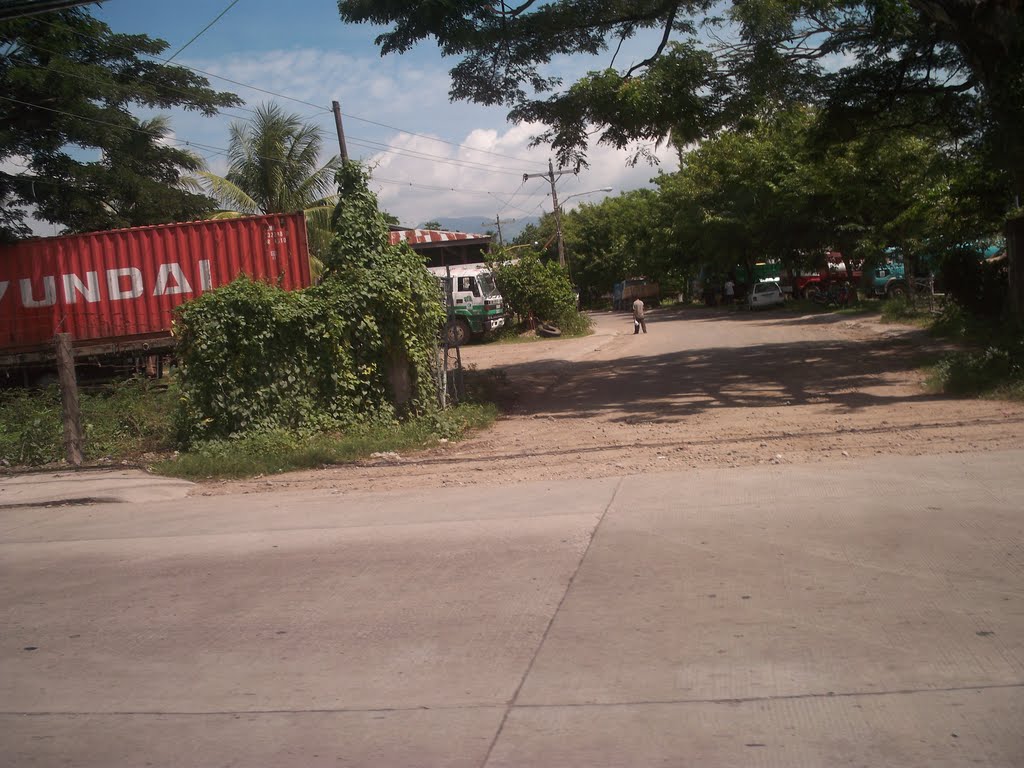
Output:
[35, 16, 330, 115]
[0, 0, 99, 21]
[15, 54, 537, 178]
[166, 0, 242, 63]
[371, 175, 525, 197]
[346, 136, 533, 176]
[342, 112, 548, 167]
[18, 49, 261, 123]
[0, 95, 531, 200]
[36, 16, 552, 169]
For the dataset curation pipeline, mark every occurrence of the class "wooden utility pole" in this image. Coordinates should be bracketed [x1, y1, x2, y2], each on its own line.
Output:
[483, 215, 513, 247]
[523, 160, 573, 267]
[332, 100, 350, 163]
[54, 333, 83, 466]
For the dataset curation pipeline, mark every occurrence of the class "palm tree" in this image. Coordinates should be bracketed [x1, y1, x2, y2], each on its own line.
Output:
[199, 103, 340, 278]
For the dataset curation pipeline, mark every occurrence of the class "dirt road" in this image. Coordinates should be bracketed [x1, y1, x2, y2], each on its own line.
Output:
[220, 308, 1024, 494]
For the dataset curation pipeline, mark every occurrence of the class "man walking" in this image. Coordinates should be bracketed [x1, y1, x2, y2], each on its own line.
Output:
[632, 296, 647, 334]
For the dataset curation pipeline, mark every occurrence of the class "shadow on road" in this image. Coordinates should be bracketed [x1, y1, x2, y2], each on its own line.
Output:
[490, 337, 948, 424]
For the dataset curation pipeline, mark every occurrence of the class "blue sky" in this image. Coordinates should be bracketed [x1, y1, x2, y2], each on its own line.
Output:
[93, 0, 680, 228]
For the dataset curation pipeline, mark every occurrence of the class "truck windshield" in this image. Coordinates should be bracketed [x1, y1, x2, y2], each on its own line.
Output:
[477, 273, 499, 297]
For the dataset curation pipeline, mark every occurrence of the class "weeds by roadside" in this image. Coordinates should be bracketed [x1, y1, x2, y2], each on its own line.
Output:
[0, 378, 499, 476]
[157, 404, 498, 479]
[482, 313, 593, 344]
[923, 303, 1024, 400]
[880, 296, 935, 326]
[0, 378, 176, 467]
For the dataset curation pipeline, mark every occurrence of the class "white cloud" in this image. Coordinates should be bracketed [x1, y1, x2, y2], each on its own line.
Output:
[364, 123, 680, 227]
[158, 47, 681, 227]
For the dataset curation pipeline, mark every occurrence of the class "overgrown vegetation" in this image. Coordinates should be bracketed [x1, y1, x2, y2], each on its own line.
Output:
[0, 380, 497, 475]
[925, 303, 1024, 399]
[174, 162, 445, 445]
[880, 297, 934, 325]
[489, 250, 591, 336]
[0, 378, 176, 467]
[0, 162, 494, 476]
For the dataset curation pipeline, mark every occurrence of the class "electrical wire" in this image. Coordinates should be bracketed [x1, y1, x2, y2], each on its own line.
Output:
[0, 94, 531, 199]
[35, 16, 329, 114]
[166, 0, 242, 63]
[346, 136, 533, 176]
[35, 16, 551, 167]
[342, 112, 548, 167]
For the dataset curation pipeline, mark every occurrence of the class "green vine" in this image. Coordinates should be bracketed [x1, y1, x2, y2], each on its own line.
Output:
[173, 162, 444, 445]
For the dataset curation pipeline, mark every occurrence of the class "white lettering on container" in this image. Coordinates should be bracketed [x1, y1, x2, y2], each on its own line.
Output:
[154, 262, 192, 296]
[62, 271, 100, 303]
[199, 259, 212, 291]
[0, 281, 8, 304]
[107, 267, 143, 300]
[20, 276, 57, 308]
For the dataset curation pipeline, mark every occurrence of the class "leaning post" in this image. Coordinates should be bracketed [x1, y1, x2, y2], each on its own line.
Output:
[54, 333, 84, 467]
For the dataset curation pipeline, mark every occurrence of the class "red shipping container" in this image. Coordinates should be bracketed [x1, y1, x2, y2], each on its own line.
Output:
[0, 213, 311, 355]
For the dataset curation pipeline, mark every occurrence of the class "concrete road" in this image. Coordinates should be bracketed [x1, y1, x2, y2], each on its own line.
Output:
[1, 452, 1023, 766]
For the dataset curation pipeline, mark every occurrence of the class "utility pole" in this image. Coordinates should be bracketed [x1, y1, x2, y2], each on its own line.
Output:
[332, 100, 349, 163]
[524, 160, 574, 267]
[483, 215, 514, 247]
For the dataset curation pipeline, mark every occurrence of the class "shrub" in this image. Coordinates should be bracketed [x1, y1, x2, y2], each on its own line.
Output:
[489, 250, 589, 333]
[0, 387, 62, 465]
[173, 162, 445, 445]
[0, 378, 176, 467]
[929, 341, 1024, 398]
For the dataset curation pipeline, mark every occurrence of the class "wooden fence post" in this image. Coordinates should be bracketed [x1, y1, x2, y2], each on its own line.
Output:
[54, 333, 84, 467]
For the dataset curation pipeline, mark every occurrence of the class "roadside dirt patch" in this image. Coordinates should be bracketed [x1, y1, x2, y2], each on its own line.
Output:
[208, 309, 1024, 496]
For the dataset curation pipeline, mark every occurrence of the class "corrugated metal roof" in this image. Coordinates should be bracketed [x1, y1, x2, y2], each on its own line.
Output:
[389, 229, 490, 246]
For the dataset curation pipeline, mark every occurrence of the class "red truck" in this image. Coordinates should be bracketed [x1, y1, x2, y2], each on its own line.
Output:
[792, 252, 862, 298]
[0, 213, 311, 377]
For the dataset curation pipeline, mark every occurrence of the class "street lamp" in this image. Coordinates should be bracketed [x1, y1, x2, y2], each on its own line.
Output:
[560, 187, 613, 209]
[555, 187, 612, 268]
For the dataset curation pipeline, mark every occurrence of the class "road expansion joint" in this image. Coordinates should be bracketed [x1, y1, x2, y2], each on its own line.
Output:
[479, 476, 625, 768]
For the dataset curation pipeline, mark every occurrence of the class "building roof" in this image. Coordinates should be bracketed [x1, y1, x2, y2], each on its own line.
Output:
[388, 229, 490, 246]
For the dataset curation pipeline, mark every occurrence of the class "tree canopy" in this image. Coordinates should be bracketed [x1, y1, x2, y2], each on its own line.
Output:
[341, 0, 1024, 316]
[0, 7, 239, 239]
[339, 1, 1020, 176]
[549, 107, 1001, 305]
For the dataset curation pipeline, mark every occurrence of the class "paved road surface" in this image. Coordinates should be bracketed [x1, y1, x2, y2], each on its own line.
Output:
[2, 451, 1022, 766]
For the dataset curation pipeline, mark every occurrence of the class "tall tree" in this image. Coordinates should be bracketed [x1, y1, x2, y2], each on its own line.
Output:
[0, 8, 239, 238]
[339, 0, 1024, 318]
[199, 103, 340, 273]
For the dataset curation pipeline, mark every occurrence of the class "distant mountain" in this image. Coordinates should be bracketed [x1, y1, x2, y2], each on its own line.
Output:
[412, 215, 540, 243]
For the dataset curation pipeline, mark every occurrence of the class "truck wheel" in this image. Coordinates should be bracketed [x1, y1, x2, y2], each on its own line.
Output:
[887, 283, 907, 299]
[446, 318, 471, 347]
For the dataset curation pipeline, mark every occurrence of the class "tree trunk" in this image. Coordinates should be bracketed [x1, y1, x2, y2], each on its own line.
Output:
[1007, 215, 1024, 323]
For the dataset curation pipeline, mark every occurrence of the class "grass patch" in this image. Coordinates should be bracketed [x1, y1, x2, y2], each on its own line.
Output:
[922, 303, 1024, 400]
[925, 344, 1024, 400]
[1, 376, 499, 476]
[483, 313, 594, 344]
[0, 378, 176, 467]
[880, 296, 935, 326]
[156, 403, 499, 480]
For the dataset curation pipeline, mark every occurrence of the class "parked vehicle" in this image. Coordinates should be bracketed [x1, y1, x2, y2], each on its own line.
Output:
[428, 263, 506, 345]
[869, 262, 910, 298]
[794, 252, 862, 298]
[807, 282, 855, 307]
[0, 213, 311, 375]
[870, 243, 1003, 300]
[612, 277, 660, 310]
[748, 280, 785, 309]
